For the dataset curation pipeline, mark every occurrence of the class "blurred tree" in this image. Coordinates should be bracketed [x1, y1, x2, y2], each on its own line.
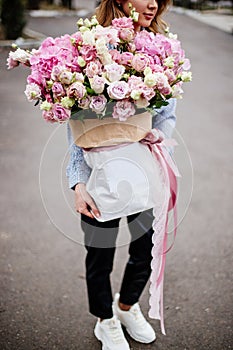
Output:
[27, 0, 40, 9]
[1, 0, 26, 39]
[61, 0, 72, 9]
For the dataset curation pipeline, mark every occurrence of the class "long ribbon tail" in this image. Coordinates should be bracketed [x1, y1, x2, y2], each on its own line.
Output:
[146, 138, 179, 335]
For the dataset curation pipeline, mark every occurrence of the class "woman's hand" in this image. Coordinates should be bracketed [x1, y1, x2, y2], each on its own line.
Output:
[74, 183, 101, 219]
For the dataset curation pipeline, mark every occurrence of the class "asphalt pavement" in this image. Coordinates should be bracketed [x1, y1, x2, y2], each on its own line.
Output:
[0, 9, 233, 350]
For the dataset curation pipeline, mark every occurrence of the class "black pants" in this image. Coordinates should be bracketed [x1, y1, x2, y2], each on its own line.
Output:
[81, 209, 154, 319]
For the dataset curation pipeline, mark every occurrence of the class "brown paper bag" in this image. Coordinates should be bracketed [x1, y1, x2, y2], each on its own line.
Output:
[69, 111, 152, 148]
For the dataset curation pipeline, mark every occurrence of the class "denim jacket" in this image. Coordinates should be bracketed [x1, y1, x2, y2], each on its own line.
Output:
[66, 98, 177, 190]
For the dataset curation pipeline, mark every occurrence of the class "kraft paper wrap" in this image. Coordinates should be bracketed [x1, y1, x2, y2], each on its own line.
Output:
[69, 111, 152, 148]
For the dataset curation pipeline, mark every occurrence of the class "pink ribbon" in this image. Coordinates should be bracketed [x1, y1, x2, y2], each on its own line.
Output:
[141, 130, 180, 335]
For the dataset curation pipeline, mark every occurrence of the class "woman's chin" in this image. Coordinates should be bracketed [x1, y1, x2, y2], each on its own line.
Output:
[138, 19, 153, 29]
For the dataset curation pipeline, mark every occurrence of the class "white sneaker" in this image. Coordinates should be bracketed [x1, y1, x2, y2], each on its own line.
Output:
[112, 293, 156, 344]
[94, 315, 130, 350]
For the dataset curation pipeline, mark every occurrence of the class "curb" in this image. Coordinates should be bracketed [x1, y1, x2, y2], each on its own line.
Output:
[171, 6, 233, 34]
[0, 8, 93, 49]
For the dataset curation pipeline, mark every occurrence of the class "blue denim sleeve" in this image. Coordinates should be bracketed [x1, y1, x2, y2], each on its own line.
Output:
[66, 123, 91, 190]
[151, 98, 177, 138]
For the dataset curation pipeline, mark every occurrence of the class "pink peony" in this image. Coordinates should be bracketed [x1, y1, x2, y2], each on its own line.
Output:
[80, 45, 97, 62]
[89, 95, 107, 114]
[109, 49, 121, 63]
[112, 100, 135, 121]
[154, 72, 172, 96]
[112, 17, 134, 29]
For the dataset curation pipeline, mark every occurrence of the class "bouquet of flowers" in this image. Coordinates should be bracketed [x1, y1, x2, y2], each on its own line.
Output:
[7, 10, 192, 124]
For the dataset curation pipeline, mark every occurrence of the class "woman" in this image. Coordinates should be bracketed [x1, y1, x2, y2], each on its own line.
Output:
[66, 0, 176, 349]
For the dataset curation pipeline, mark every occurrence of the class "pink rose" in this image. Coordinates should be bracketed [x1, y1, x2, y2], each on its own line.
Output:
[182, 58, 191, 71]
[90, 95, 107, 114]
[42, 109, 57, 123]
[7, 56, 19, 69]
[51, 65, 66, 81]
[7, 48, 31, 69]
[119, 52, 134, 66]
[74, 73, 84, 83]
[78, 96, 90, 109]
[24, 83, 41, 101]
[52, 104, 71, 122]
[105, 63, 125, 82]
[67, 82, 86, 99]
[112, 100, 136, 121]
[107, 81, 129, 100]
[90, 76, 105, 94]
[119, 28, 135, 42]
[59, 70, 73, 85]
[127, 42, 136, 53]
[172, 82, 183, 98]
[85, 61, 102, 78]
[112, 17, 134, 29]
[164, 69, 176, 84]
[131, 54, 151, 72]
[52, 82, 65, 100]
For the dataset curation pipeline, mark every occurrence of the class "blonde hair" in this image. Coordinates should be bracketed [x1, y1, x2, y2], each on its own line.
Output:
[95, 0, 172, 34]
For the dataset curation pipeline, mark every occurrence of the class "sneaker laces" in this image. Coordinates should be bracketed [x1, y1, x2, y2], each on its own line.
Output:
[130, 304, 147, 327]
[105, 318, 125, 344]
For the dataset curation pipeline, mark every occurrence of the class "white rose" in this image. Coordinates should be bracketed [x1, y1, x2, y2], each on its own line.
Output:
[82, 30, 95, 45]
[180, 71, 192, 82]
[40, 101, 52, 111]
[144, 73, 157, 87]
[163, 56, 175, 69]
[104, 63, 125, 83]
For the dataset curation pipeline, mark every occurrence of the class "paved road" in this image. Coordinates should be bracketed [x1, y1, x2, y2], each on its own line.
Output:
[0, 12, 232, 350]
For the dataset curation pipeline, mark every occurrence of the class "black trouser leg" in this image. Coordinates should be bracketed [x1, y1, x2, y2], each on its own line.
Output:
[119, 209, 154, 306]
[81, 214, 120, 319]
